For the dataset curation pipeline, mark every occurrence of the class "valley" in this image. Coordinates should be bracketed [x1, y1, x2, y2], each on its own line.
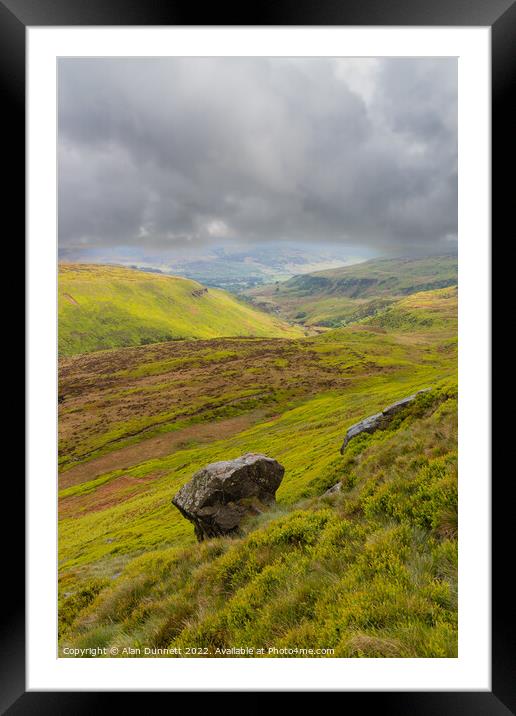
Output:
[247, 254, 458, 329]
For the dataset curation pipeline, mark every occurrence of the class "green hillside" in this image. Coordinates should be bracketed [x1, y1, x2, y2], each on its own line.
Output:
[58, 264, 303, 355]
[61, 387, 457, 658]
[58, 287, 458, 657]
[248, 254, 457, 329]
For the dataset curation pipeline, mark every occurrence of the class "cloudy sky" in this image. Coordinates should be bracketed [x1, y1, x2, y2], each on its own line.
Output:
[58, 57, 457, 258]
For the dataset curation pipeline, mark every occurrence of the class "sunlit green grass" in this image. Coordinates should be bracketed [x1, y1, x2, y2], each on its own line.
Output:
[60, 386, 457, 657]
[59, 263, 303, 355]
[58, 286, 458, 657]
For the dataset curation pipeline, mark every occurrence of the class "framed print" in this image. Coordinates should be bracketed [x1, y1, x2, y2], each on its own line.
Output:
[7, 0, 511, 708]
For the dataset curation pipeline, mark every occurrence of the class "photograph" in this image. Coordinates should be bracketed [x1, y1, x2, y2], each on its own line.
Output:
[57, 55, 459, 659]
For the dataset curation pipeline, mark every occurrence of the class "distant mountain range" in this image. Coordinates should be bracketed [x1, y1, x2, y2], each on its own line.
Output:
[58, 243, 369, 294]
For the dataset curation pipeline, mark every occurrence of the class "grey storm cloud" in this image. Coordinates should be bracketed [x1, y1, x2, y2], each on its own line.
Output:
[58, 56, 457, 253]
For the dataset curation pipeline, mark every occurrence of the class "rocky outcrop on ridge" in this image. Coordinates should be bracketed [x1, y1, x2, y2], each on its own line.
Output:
[191, 287, 209, 298]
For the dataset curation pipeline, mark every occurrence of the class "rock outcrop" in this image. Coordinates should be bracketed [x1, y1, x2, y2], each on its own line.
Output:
[323, 482, 342, 496]
[340, 389, 430, 454]
[172, 453, 285, 541]
[191, 287, 208, 298]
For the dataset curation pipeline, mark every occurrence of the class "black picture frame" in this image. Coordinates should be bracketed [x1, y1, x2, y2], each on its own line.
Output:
[7, 0, 510, 710]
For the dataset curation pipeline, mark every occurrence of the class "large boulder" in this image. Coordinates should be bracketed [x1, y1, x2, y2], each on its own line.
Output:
[340, 389, 430, 454]
[172, 453, 285, 541]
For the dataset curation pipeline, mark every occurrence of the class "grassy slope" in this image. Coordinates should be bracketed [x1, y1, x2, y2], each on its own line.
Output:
[248, 254, 457, 329]
[59, 287, 457, 656]
[61, 387, 457, 658]
[59, 264, 303, 355]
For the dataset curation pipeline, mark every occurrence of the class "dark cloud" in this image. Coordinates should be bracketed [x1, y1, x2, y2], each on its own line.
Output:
[58, 57, 457, 254]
